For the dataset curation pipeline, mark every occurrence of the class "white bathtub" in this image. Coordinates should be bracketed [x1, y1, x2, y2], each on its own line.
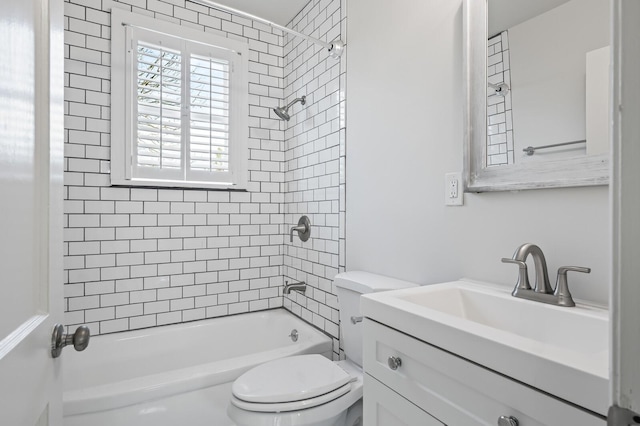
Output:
[63, 309, 332, 421]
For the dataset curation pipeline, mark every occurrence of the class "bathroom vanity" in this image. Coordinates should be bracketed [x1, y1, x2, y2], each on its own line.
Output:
[361, 280, 608, 425]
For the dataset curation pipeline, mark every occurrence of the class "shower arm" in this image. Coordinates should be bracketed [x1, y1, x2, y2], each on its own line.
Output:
[285, 97, 306, 109]
[188, 0, 345, 59]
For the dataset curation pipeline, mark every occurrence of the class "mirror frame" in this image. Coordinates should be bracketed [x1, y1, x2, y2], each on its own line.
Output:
[462, 0, 609, 192]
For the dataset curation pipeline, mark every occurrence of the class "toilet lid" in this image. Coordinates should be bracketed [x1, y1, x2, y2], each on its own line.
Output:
[232, 354, 352, 404]
[231, 382, 351, 413]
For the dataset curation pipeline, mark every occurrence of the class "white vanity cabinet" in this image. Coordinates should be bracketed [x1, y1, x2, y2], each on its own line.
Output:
[363, 319, 606, 426]
[364, 374, 444, 425]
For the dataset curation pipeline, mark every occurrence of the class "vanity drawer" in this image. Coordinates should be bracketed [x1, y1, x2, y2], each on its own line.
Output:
[363, 319, 605, 426]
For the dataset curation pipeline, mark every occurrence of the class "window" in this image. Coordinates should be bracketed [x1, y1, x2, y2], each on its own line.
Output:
[111, 10, 249, 189]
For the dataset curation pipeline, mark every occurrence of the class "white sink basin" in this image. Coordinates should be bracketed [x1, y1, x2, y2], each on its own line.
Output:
[361, 279, 609, 416]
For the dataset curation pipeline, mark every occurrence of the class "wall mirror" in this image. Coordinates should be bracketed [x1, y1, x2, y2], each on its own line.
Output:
[463, 0, 610, 192]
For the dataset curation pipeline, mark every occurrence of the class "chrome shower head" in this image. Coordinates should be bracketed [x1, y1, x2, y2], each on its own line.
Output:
[273, 106, 291, 121]
[273, 96, 306, 121]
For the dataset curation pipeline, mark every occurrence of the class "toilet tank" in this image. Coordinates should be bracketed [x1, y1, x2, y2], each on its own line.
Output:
[334, 271, 417, 367]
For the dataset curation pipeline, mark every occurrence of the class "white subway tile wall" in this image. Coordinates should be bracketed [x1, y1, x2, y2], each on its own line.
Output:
[64, 0, 346, 359]
[487, 31, 514, 166]
[281, 0, 346, 359]
[64, 0, 289, 336]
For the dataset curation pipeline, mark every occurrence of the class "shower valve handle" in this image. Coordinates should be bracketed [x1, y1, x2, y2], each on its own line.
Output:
[290, 216, 311, 242]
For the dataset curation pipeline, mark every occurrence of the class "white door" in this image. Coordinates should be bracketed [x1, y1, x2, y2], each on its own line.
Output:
[0, 0, 64, 424]
[610, 0, 640, 424]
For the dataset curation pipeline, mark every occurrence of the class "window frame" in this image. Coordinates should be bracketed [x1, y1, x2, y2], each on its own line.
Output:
[110, 9, 249, 190]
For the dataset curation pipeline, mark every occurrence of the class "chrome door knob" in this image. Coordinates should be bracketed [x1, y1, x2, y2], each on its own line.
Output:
[51, 324, 90, 358]
[498, 415, 519, 426]
[387, 356, 402, 370]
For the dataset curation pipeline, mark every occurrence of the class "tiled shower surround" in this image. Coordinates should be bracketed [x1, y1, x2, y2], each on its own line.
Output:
[63, 0, 346, 357]
[282, 0, 346, 356]
[487, 32, 514, 166]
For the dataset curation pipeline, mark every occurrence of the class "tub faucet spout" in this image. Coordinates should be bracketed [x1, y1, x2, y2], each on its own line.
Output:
[284, 281, 306, 295]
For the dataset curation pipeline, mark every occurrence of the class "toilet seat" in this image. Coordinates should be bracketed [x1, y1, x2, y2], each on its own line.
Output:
[228, 360, 365, 426]
[231, 382, 351, 412]
[231, 355, 354, 413]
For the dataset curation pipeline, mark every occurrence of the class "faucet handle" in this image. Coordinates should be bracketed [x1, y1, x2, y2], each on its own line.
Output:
[501, 258, 532, 291]
[557, 266, 591, 275]
[554, 266, 591, 307]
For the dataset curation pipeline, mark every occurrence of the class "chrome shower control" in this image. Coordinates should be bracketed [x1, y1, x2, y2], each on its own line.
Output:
[289, 216, 311, 242]
[498, 415, 519, 426]
[350, 316, 363, 324]
[387, 356, 402, 370]
[51, 324, 90, 358]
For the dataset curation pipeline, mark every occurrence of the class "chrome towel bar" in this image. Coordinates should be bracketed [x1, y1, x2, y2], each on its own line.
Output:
[523, 140, 586, 156]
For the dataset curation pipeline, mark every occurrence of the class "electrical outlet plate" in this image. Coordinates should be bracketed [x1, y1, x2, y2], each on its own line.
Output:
[445, 172, 464, 206]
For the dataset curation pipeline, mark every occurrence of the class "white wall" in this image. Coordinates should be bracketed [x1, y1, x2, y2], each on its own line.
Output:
[346, 0, 610, 305]
[508, 0, 608, 161]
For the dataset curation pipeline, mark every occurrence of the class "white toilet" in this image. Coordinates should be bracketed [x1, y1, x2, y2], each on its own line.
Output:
[227, 271, 417, 426]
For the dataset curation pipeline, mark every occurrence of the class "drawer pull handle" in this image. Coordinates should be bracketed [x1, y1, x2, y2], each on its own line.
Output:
[498, 415, 519, 426]
[387, 356, 402, 370]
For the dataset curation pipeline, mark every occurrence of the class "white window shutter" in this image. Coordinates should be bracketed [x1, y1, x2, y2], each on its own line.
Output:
[187, 49, 233, 183]
[131, 31, 185, 181]
[111, 10, 248, 189]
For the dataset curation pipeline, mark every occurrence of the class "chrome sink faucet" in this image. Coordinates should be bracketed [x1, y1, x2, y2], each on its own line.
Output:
[502, 243, 590, 307]
[504, 243, 553, 294]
